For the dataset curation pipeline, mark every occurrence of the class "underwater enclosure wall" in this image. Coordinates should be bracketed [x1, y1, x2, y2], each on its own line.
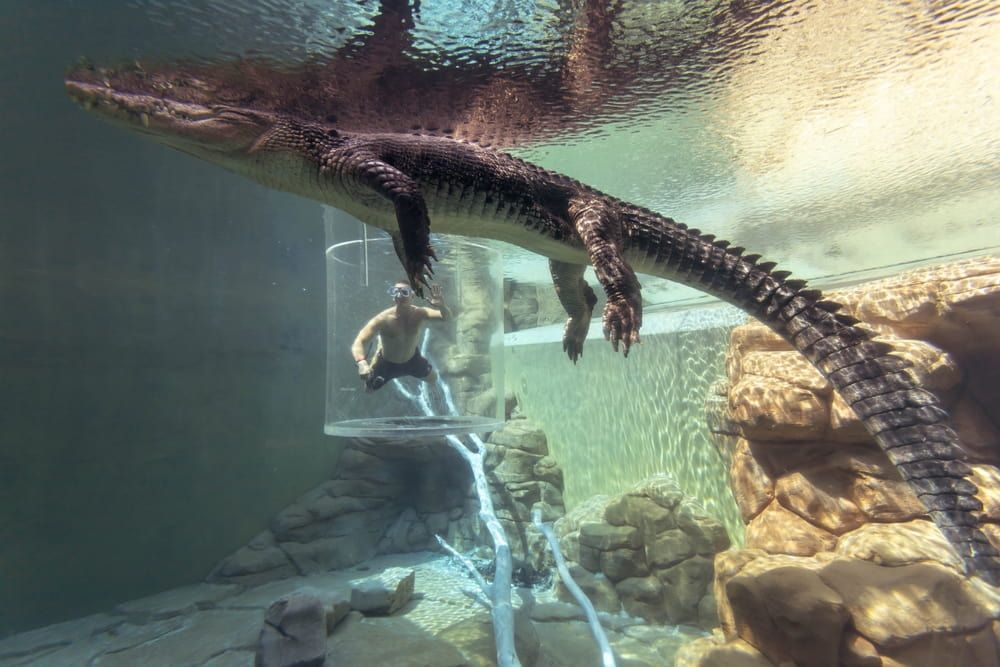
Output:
[505, 308, 745, 543]
[0, 7, 343, 633]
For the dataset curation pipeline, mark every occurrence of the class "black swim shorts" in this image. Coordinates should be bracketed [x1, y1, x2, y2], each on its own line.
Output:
[366, 348, 433, 391]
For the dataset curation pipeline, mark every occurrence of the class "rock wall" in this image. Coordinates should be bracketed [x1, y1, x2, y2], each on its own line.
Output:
[553, 474, 731, 630]
[208, 417, 565, 586]
[431, 247, 504, 418]
[691, 256, 1000, 666]
[503, 279, 578, 332]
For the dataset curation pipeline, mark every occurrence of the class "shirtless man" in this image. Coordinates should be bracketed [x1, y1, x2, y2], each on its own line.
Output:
[351, 282, 451, 391]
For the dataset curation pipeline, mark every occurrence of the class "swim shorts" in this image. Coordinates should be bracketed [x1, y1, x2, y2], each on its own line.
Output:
[365, 348, 433, 391]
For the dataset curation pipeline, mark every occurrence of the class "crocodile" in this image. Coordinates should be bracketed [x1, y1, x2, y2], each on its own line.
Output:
[65, 64, 1000, 585]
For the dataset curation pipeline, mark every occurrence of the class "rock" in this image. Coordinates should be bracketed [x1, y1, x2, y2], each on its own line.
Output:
[817, 559, 1000, 648]
[326, 613, 467, 666]
[774, 469, 866, 535]
[879, 623, 1000, 667]
[713, 549, 765, 639]
[951, 391, 1000, 464]
[612, 635, 678, 666]
[726, 565, 848, 667]
[745, 501, 837, 556]
[676, 502, 731, 555]
[850, 474, 926, 522]
[256, 593, 327, 667]
[533, 456, 565, 490]
[114, 583, 240, 623]
[209, 543, 298, 586]
[840, 631, 881, 667]
[875, 338, 962, 393]
[739, 350, 831, 395]
[349, 568, 415, 616]
[601, 547, 649, 582]
[93, 610, 261, 667]
[554, 563, 622, 613]
[326, 593, 352, 635]
[504, 391, 519, 419]
[645, 529, 694, 569]
[271, 505, 312, 535]
[485, 446, 542, 480]
[674, 635, 776, 667]
[604, 495, 676, 535]
[0, 613, 122, 661]
[627, 473, 686, 510]
[533, 619, 619, 667]
[835, 520, 963, 570]
[488, 417, 549, 455]
[322, 478, 401, 499]
[434, 599, 540, 667]
[728, 322, 792, 368]
[751, 442, 839, 480]
[972, 464, 1000, 521]
[333, 448, 387, 476]
[554, 495, 614, 538]
[281, 533, 382, 574]
[442, 352, 492, 376]
[660, 557, 714, 625]
[579, 523, 642, 551]
[729, 439, 774, 522]
[204, 651, 257, 666]
[529, 600, 586, 622]
[729, 375, 828, 440]
[615, 576, 665, 622]
[698, 593, 719, 630]
[278, 506, 401, 544]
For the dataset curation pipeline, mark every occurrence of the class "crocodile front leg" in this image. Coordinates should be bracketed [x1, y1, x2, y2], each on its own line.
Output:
[549, 259, 597, 363]
[327, 150, 436, 294]
[569, 197, 642, 355]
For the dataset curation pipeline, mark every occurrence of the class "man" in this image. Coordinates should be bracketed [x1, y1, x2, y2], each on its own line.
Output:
[351, 282, 451, 391]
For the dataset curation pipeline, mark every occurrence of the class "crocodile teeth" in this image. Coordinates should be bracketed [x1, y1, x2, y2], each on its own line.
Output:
[140, 112, 150, 128]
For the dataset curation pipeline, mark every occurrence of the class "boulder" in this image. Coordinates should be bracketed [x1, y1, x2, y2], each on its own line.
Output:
[349, 568, 415, 616]
[729, 376, 828, 441]
[255, 593, 327, 667]
[725, 565, 848, 667]
[835, 520, 963, 570]
[745, 501, 837, 556]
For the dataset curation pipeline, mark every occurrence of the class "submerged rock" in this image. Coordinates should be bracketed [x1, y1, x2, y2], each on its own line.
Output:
[349, 567, 415, 616]
[554, 473, 730, 629]
[256, 593, 327, 667]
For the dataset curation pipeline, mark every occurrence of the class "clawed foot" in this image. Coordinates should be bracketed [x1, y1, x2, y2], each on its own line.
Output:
[603, 294, 641, 356]
[406, 246, 437, 298]
[562, 316, 589, 363]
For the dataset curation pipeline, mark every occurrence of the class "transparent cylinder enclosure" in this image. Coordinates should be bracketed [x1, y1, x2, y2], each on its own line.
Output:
[324, 227, 505, 439]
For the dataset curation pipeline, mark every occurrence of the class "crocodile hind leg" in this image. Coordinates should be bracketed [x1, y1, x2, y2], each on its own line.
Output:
[549, 259, 598, 363]
[569, 196, 643, 355]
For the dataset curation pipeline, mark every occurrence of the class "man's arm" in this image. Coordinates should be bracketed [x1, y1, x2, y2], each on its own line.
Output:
[351, 315, 382, 375]
[423, 284, 451, 321]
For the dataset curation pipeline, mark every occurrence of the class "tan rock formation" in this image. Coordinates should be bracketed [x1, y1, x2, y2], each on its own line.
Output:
[692, 256, 1000, 667]
[554, 473, 730, 628]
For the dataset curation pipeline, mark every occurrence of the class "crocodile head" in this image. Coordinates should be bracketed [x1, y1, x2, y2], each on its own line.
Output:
[65, 61, 279, 162]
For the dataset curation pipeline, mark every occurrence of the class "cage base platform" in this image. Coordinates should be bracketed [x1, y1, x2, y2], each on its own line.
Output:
[325, 415, 504, 439]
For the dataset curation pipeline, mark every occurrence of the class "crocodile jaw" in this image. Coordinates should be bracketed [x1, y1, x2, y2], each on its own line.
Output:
[64, 77, 272, 161]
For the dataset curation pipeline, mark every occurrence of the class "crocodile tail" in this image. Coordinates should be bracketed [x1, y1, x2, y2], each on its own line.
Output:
[633, 215, 1000, 584]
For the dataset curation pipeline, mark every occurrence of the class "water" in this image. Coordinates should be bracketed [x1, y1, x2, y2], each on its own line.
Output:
[2, 2, 1000, 665]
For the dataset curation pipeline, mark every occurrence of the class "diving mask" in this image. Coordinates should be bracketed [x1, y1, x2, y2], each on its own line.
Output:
[388, 285, 414, 299]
